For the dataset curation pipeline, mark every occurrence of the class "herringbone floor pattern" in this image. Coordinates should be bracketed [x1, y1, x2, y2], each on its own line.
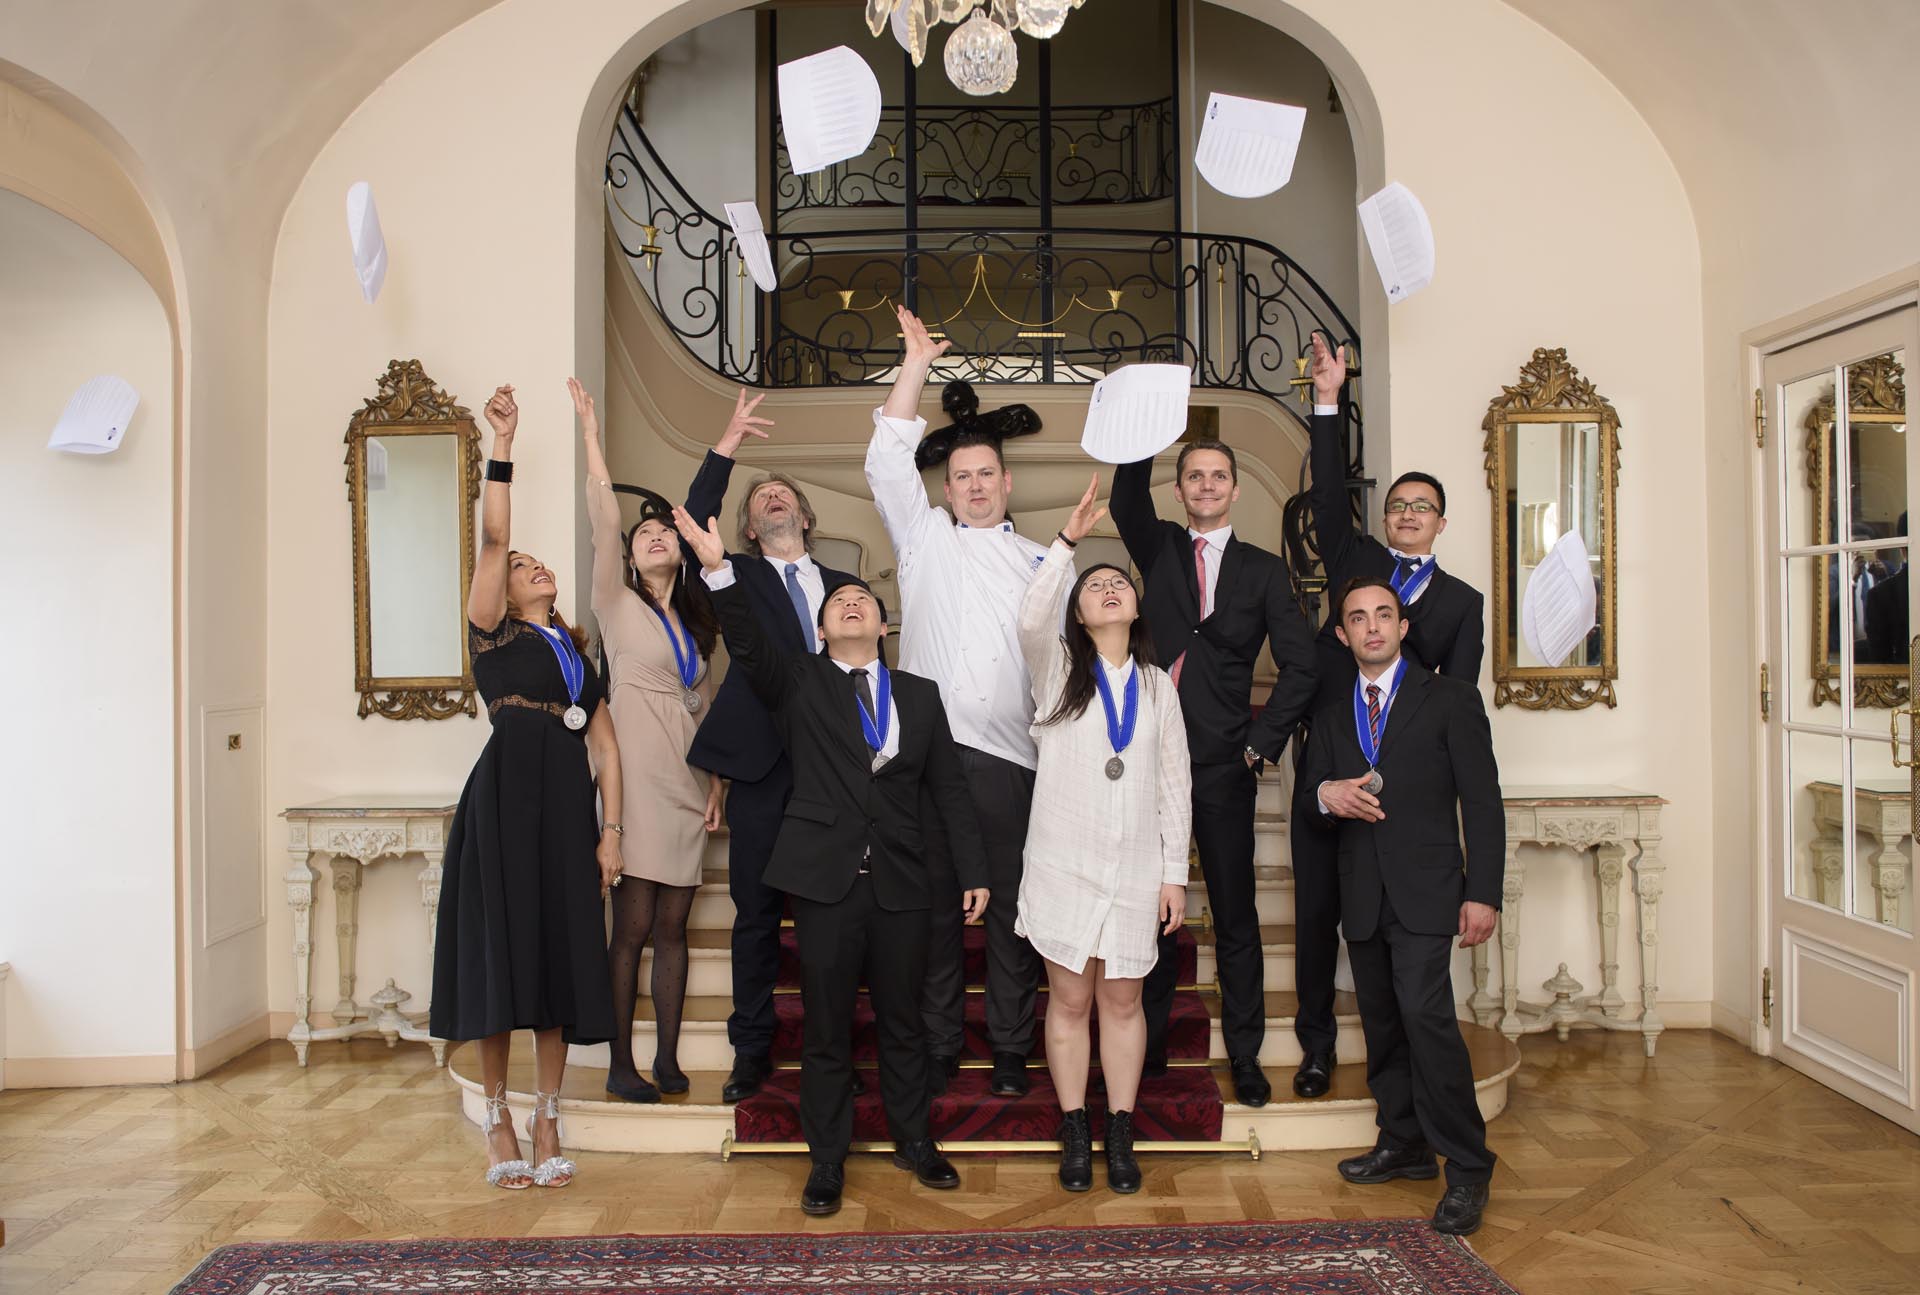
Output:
[1, 1031, 1916, 1293]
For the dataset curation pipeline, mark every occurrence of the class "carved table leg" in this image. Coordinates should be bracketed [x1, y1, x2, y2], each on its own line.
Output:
[1468, 941, 1498, 1027]
[330, 856, 364, 1026]
[1873, 834, 1909, 928]
[285, 842, 317, 1066]
[419, 844, 447, 1067]
[1811, 828, 1843, 911]
[1631, 831, 1666, 1056]
[1594, 842, 1626, 1017]
[1498, 841, 1526, 1044]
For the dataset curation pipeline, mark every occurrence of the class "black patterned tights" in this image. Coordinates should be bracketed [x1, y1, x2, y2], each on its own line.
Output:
[607, 877, 696, 1084]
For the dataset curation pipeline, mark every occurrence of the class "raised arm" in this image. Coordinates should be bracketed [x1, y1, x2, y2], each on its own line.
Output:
[864, 306, 951, 557]
[1020, 476, 1103, 682]
[1108, 456, 1165, 576]
[466, 384, 518, 631]
[675, 505, 789, 709]
[571, 378, 631, 614]
[686, 387, 774, 529]
[1245, 558, 1320, 760]
[1306, 333, 1360, 580]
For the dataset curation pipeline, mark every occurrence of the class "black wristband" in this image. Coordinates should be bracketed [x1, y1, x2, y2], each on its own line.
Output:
[485, 459, 514, 483]
[1056, 530, 1078, 548]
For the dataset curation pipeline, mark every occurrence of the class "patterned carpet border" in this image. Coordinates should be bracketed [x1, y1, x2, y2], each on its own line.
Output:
[174, 1219, 1520, 1294]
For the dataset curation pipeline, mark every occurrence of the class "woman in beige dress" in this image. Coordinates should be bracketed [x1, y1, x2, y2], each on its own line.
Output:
[571, 377, 724, 1102]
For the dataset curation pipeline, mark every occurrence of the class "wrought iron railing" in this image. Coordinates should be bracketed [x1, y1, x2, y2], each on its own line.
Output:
[607, 108, 1366, 609]
[774, 99, 1175, 214]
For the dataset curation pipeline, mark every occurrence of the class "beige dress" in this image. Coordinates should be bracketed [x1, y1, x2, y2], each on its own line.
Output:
[588, 476, 716, 885]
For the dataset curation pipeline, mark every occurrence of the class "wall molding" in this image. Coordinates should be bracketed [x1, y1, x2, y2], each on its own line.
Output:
[1712, 1001, 1755, 1049]
[181, 1012, 271, 1079]
[6, 1051, 174, 1089]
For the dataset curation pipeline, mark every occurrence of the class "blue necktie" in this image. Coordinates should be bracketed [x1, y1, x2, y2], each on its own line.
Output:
[784, 562, 813, 651]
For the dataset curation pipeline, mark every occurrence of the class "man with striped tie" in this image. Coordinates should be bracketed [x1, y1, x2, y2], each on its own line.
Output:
[1301, 576, 1503, 1236]
[1291, 334, 1485, 1102]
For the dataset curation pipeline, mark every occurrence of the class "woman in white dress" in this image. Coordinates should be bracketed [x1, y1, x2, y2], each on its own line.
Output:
[1015, 477, 1192, 1195]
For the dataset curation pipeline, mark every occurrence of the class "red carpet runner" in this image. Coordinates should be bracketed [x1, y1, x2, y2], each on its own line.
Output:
[733, 926, 1224, 1143]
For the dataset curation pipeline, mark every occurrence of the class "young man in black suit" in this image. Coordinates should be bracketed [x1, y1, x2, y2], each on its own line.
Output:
[1301, 577, 1503, 1236]
[1112, 436, 1318, 1106]
[1291, 335, 1485, 1101]
[677, 505, 990, 1218]
[682, 391, 859, 1105]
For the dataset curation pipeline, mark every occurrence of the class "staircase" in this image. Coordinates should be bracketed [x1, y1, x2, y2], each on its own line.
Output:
[447, 773, 1521, 1157]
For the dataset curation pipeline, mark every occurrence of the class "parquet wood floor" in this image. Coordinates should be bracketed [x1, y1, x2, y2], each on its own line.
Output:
[2, 1031, 1916, 1294]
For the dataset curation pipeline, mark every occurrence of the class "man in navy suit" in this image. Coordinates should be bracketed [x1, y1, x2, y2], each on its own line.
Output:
[683, 391, 858, 1104]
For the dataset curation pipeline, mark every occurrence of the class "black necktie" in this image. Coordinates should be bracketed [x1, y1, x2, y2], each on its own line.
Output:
[1396, 554, 1422, 582]
[850, 667, 876, 727]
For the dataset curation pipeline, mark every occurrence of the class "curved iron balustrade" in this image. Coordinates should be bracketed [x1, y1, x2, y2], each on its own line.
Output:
[774, 99, 1174, 213]
[608, 107, 1365, 612]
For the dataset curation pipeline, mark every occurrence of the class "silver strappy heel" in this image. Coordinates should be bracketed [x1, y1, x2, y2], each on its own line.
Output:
[526, 1089, 576, 1188]
[482, 1087, 533, 1190]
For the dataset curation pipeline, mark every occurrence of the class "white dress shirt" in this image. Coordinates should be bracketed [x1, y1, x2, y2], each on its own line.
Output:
[762, 551, 826, 645]
[1187, 523, 1233, 616]
[1317, 653, 1404, 815]
[865, 407, 1063, 771]
[830, 657, 901, 761]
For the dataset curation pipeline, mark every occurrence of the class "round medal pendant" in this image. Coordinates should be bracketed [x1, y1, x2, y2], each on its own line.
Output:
[682, 688, 701, 713]
[1362, 767, 1384, 795]
[563, 705, 588, 731]
[1104, 756, 1125, 780]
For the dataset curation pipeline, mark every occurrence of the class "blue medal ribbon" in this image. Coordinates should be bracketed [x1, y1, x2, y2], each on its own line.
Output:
[856, 660, 892, 754]
[1352, 657, 1407, 767]
[1093, 659, 1140, 757]
[1390, 553, 1438, 604]
[531, 622, 585, 707]
[649, 605, 699, 689]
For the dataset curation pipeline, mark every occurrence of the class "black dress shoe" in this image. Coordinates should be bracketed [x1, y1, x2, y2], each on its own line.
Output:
[1432, 1181, 1490, 1235]
[926, 1052, 959, 1098]
[1056, 1108, 1093, 1192]
[891, 1139, 960, 1189]
[721, 1053, 771, 1104]
[1104, 1109, 1142, 1195]
[800, 1162, 845, 1216]
[989, 1051, 1030, 1097]
[1337, 1142, 1440, 1185]
[1141, 1046, 1169, 1079]
[1229, 1056, 1271, 1107]
[1292, 1051, 1334, 1099]
[605, 1072, 661, 1103]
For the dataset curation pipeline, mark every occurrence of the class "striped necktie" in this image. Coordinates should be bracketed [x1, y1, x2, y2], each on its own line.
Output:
[1366, 682, 1383, 747]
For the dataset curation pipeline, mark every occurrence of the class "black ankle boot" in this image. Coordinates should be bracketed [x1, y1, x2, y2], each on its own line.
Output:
[1057, 1108, 1093, 1192]
[1104, 1109, 1141, 1194]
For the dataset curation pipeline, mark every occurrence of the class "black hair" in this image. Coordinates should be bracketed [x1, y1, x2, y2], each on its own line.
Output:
[1386, 470, 1447, 516]
[624, 488, 719, 659]
[1334, 575, 1406, 623]
[1037, 563, 1160, 727]
[816, 575, 890, 658]
[913, 380, 1042, 472]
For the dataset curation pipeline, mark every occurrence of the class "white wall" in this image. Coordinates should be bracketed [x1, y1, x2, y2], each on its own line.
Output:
[0, 188, 175, 1072]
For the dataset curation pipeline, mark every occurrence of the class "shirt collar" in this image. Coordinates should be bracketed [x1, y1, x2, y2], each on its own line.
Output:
[767, 552, 815, 574]
[1188, 524, 1233, 552]
[1357, 654, 1404, 689]
[1098, 653, 1136, 683]
[830, 655, 883, 676]
[957, 520, 1015, 533]
[1386, 547, 1432, 567]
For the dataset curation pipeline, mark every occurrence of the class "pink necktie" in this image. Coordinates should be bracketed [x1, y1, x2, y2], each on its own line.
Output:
[1170, 536, 1210, 688]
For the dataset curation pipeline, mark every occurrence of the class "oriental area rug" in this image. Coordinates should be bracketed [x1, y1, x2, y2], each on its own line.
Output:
[173, 1220, 1519, 1294]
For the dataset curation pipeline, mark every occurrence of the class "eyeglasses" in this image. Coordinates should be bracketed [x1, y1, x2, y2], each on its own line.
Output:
[1384, 499, 1439, 515]
[1082, 576, 1133, 594]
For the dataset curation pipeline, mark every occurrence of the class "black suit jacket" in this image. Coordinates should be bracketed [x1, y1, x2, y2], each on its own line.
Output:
[707, 576, 987, 911]
[1111, 458, 1319, 764]
[1308, 409, 1484, 704]
[684, 450, 856, 783]
[1298, 661, 1504, 941]
[1865, 569, 1909, 665]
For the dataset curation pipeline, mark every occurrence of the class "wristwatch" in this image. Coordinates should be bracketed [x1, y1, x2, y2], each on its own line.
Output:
[1244, 745, 1265, 768]
[605, 823, 626, 836]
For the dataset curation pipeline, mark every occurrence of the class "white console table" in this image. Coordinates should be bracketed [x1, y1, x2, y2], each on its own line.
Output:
[1808, 779, 1911, 928]
[282, 796, 457, 1066]
[1466, 786, 1668, 1057]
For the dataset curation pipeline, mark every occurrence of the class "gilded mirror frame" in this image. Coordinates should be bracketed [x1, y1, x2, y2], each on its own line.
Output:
[1806, 352, 1908, 708]
[344, 359, 482, 720]
[1482, 347, 1620, 710]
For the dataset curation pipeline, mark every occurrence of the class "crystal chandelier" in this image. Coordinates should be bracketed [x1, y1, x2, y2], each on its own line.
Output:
[871, 0, 1087, 94]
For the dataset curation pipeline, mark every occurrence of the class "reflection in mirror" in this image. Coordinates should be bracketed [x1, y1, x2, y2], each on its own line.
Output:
[366, 434, 463, 677]
[1507, 420, 1604, 669]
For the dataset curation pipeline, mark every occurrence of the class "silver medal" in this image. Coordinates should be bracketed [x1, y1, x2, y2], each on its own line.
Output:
[683, 688, 701, 713]
[563, 704, 587, 731]
[1362, 767, 1383, 795]
[1105, 756, 1125, 780]
[872, 751, 890, 774]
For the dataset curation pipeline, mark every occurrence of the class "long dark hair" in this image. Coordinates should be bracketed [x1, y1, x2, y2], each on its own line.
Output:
[1038, 563, 1159, 726]
[625, 506, 720, 660]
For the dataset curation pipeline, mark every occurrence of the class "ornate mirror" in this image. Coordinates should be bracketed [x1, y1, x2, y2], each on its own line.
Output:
[1804, 352, 1908, 707]
[344, 360, 481, 719]
[1482, 348, 1620, 709]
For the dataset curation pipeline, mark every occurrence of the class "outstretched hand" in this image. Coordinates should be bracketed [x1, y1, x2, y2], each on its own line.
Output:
[897, 305, 952, 371]
[483, 385, 519, 443]
[565, 377, 598, 441]
[1062, 474, 1109, 543]
[1309, 332, 1347, 403]
[670, 504, 728, 572]
[716, 387, 774, 458]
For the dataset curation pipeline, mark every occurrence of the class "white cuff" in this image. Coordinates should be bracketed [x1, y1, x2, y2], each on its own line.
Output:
[1315, 782, 1331, 815]
[1312, 403, 1339, 416]
[872, 407, 927, 445]
[701, 564, 738, 591]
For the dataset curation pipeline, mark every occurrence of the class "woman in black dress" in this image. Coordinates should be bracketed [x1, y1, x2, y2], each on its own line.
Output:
[430, 383, 624, 1190]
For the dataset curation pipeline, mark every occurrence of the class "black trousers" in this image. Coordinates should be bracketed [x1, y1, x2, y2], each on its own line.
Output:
[1347, 889, 1494, 1187]
[920, 745, 1039, 1057]
[1145, 759, 1262, 1060]
[1289, 765, 1343, 1055]
[724, 756, 793, 1058]
[792, 874, 930, 1165]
